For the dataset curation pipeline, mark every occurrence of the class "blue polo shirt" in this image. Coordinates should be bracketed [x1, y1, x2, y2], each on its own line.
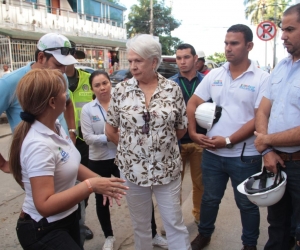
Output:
[0, 62, 69, 134]
[265, 55, 300, 153]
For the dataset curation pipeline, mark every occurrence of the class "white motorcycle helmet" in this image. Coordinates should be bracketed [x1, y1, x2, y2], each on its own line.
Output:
[237, 166, 287, 207]
[195, 102, 222, 131]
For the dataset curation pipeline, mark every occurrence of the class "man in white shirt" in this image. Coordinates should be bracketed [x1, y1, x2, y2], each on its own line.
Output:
[187, 24, 269, 250]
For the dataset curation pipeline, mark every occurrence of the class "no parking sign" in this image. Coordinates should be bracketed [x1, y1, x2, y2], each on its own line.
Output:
[257, 21, 277, 41]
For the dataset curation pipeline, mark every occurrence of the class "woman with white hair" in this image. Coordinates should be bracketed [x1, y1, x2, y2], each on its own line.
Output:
[105, 34, 191, 250]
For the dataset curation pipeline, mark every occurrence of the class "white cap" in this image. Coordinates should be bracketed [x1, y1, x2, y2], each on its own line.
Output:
[37, 33, 78, 65]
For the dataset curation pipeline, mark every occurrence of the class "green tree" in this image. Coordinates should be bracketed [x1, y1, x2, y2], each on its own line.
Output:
[106, 0, 120, 4]
[126, 0, 182, 55]
[244, 0, 291, 25]
[207, 52, 226, 65]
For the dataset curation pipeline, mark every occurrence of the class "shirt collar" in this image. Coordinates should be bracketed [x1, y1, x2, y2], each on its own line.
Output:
[178, 71, 199, 80]
[283, 54, 300, 64]
[223, 60, 256, 74]
[91, 99, 100, 107]
[125, 73, 173, 93]
[31, 120, 61, 136]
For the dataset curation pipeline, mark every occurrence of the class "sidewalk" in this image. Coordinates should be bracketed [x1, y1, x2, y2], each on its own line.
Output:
[0, 121, 270, 250]
[0, 113, 11, 139]
[0, 122, 11, 138]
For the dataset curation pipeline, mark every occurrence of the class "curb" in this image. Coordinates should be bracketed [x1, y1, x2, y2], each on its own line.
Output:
[0, 115, 8, 124]
[0, 133, 12, 139]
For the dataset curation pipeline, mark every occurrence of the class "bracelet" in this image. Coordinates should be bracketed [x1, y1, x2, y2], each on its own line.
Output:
[84, 179, 93, 193]
[68, 129, 77, 136]
[261, 147, 273, 156]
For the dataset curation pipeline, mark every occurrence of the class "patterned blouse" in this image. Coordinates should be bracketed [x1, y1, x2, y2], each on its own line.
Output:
[107, 73, 187, 186]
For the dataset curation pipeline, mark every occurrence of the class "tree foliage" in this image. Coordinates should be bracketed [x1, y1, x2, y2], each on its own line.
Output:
[207, 52, 226, 65]
[244, 0, 291, 25]
[126, 0, 183, 55]
[159, 36, 182, 55]
[106, 0, 120, 4]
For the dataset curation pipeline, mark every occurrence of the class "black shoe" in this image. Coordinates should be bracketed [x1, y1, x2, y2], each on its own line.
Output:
[84, 225, 94, 240]
[241, 246, 257, 250]
[289, 236, 296, 249]
[191, 233, 211, 250]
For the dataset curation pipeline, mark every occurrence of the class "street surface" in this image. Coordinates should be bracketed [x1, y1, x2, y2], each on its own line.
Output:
[0, 122, 269, 250]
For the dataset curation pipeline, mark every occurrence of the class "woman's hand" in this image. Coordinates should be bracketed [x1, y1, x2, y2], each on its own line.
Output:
[102, 194, 122, 207]
[90, 177, 128, 206]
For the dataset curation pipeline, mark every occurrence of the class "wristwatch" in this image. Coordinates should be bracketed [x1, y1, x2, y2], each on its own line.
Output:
[69, 129, 78, 136]
[225, 137, 233, 149]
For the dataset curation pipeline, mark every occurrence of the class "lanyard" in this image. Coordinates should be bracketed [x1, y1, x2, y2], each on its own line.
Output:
[180, 79, 197, 98]
[97, 105, 107, 122]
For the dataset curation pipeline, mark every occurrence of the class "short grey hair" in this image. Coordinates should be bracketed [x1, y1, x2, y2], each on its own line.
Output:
[126, 34, 162, 70]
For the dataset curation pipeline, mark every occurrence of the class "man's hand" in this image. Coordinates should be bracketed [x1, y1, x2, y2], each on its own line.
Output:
[190, 133, 215, 149]
[0, 153, 10, 173]
[208, 136, 227, 149]
[263, 151, 285, 173]
[254, 131, 269, 153]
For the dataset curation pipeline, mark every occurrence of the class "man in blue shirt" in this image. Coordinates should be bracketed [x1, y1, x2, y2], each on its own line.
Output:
[0, 33, 76, 170]
[0, 33, 76, 134]
[254, 4, 300, 249]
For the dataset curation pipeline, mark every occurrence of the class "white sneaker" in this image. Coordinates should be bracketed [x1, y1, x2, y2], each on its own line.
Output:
[102, 236, 115, 250]
[152, 234, 168, 249]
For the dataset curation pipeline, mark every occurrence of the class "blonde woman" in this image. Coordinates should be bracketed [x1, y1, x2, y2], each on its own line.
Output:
[9, 69, 128, 250]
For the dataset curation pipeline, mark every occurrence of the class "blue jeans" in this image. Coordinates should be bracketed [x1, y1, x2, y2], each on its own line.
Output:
[198, 150, 261, 246]
[16, 210, 81, 250]
[264, 161, 300, 250]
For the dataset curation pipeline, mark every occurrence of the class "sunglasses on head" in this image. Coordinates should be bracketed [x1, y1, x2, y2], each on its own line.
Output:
[142, 110, 150, 134]
[43, 47, 76, 56]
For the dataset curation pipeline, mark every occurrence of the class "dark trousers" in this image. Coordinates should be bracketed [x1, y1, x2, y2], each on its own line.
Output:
[88, 159, 120, 238]
[16, 210, 81, 250]
[75, 138, 89, 248]
[264, 161, 300, 250]
[75, 138, 89, 167]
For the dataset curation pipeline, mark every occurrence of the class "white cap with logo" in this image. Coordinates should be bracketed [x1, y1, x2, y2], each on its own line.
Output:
[37, 33, 78, 65]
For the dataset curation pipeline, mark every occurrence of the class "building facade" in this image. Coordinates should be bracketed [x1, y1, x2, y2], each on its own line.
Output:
[0, 0, 128, 72]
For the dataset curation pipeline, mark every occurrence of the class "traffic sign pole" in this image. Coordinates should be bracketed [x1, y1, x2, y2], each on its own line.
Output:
[257, 21, 277, 68]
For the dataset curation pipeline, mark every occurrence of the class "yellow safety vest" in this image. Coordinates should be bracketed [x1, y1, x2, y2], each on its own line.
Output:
[69, 69, 93, 138]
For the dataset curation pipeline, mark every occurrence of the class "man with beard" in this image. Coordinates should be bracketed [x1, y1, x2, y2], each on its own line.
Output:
[254, 4, 300, 249]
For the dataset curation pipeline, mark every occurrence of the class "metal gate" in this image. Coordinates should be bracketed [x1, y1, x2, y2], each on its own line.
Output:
[10, 38, 36, 70]
[0, 35, 36, 71]
[0, 35, 11, 69]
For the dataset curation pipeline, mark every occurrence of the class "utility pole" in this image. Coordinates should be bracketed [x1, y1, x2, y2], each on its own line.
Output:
[273, 0, 278, 68]
[150, 0, 154, 35]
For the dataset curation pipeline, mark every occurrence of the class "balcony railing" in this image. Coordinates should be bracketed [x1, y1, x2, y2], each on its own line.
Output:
[0, 0, 127, 41]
